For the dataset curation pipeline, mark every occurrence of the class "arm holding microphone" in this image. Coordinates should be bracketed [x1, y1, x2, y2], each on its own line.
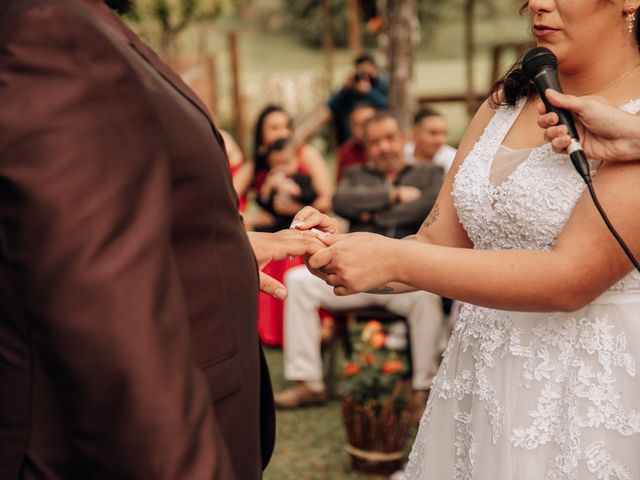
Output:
[538, 89, 640, 162]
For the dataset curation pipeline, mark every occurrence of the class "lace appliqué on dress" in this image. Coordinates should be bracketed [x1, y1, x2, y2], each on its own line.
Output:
[512, 314, 639, 479]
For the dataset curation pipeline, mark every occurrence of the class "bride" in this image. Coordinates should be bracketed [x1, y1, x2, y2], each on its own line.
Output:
[296, 0, 640, 478]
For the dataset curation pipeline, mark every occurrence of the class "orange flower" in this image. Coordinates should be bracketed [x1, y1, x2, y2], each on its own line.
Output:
[370, 331, 387, 349]
[342, 363, 361, 377]
[362, 320, 383, 341]
[381, 359, 404, 375]
[360, 352, 376, 365]
[364, 320, 383, 331]
[366, 16, 385, 33]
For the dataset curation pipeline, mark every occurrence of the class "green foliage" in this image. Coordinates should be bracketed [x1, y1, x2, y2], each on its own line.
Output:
[339, 320, 409, 406]
[129, 0, 236, 51]
[279, 0, 353, 49]
[267, 0, 453, 50]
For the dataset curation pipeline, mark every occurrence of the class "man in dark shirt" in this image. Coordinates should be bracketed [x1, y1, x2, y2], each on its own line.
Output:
[328, 53, 389, 145]
[275, 112, 445, 410]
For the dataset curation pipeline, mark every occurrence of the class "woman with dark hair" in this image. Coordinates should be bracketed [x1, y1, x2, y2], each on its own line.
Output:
[301, 0, 640, 477]
[251, 105, 333, 346]
[249, 105, 332, 228]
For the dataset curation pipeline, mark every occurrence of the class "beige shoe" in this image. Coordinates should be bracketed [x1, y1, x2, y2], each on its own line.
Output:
[274, 382, 327, 409]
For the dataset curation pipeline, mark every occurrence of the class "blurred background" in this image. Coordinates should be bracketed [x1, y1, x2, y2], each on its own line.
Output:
[124, 0, 531, 149]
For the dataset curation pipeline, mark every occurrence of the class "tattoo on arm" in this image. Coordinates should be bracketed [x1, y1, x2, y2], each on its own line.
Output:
[422, 203, 440, 228]
[367, 285, 394, 295]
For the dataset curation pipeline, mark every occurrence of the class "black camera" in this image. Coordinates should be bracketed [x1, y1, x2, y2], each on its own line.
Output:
[353, 71, 371, 82]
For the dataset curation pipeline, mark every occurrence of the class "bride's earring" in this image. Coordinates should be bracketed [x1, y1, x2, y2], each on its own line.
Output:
[627, 8, 637, 34]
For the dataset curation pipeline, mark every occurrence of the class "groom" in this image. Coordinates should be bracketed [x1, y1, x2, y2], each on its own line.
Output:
[0, 0, 329, 478]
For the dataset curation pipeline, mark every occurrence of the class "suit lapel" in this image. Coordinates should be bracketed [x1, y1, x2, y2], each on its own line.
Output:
[118, 25, 218, 128]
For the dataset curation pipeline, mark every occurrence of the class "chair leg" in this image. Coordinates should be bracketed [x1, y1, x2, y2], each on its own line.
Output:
[324, 334, 338, 398]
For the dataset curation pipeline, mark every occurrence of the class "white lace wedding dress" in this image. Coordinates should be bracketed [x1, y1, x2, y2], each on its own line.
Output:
[403, 98, 640, 480]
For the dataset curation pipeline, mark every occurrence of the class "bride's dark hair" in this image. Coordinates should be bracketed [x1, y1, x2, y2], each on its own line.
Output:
[489, 1, 640, 107]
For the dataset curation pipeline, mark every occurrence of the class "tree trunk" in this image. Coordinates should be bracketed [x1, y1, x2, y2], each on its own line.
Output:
[347, 0, 363, 57]
[322, 0, 335, 95]
[465, 0, 477, 116]
[387, 0, 418, 133]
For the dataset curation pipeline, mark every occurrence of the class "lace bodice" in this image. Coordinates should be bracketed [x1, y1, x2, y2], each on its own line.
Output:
[452, 98, 640, 292]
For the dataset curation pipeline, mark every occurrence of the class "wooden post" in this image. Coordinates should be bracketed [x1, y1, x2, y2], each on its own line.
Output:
[228, 31, 245, 153]
[322, 0, 335, 93]
[347, 0, 363, 57]
[490, 44, 501, 86]
[464, 0, 476, 116]
[206, 54, 219, 119]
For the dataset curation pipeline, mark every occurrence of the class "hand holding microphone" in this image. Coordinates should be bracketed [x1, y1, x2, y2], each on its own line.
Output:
[537, 90, 640, 163]
[522, 47, 591, 182]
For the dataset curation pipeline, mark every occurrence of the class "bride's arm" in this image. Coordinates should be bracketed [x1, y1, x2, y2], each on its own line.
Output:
[370, 100, 494, 294]
[313, 160, 640, 311]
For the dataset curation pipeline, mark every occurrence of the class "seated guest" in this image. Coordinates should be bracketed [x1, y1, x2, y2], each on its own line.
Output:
[405, 107, 457, 172]
[336, 103, 376, 182]
[275, 112, 444, 411]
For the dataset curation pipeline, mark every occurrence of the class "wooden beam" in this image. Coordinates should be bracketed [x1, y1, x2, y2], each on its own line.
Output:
[228, 31, 246, 154]
[418, 92, 486, 104]
[464, 0, 476, 115]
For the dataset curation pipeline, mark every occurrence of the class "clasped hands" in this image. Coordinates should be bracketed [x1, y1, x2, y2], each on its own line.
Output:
[248, 206, 397, 299]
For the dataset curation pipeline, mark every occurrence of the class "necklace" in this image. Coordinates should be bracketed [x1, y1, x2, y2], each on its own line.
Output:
[577, 62, 640, 96]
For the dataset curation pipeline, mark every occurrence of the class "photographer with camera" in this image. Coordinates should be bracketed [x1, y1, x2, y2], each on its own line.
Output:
[328, 53, 390, 145]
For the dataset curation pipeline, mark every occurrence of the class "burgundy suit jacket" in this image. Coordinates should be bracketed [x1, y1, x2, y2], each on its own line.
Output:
[0, 0, 274, 478]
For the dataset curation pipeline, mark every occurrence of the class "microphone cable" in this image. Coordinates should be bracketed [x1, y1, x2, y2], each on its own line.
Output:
[580, 165, 640, 273]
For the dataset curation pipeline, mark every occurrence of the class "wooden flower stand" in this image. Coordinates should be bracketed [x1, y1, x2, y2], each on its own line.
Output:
[341, 395, 413, 475]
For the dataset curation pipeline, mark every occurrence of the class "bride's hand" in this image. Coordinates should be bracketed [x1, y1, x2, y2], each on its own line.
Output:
[307, 232, 398, 295]
[290, 206, 340, 235]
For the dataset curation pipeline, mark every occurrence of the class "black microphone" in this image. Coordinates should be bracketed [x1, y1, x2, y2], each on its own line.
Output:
[522, 47, 591, 184]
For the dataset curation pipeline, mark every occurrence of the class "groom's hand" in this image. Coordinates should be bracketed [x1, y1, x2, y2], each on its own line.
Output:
[247, 229, 328, 299]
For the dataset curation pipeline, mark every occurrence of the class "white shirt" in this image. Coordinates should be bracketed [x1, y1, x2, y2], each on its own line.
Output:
[404, 142, 457, 173]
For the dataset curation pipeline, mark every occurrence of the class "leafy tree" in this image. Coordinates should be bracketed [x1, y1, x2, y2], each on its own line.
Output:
[129, 0, 236, 53]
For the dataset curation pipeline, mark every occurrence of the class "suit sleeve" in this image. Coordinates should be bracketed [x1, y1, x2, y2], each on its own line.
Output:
[0, 6, 234, 479]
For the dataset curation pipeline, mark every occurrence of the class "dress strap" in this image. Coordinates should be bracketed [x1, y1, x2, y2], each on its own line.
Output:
[474, 98, 527, 169]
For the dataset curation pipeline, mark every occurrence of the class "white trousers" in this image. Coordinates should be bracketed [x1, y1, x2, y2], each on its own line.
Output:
[283, 266, 445, 390]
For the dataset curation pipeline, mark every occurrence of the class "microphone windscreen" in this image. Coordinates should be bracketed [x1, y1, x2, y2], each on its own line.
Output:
[522, 47, 557, 80]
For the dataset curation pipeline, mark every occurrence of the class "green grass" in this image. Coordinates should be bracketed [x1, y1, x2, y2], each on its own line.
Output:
[263, 346, 392, 480]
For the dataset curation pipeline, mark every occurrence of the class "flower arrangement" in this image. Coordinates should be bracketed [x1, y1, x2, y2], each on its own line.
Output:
[339, 319, 410, 404]
[339, 319, 414, 475]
